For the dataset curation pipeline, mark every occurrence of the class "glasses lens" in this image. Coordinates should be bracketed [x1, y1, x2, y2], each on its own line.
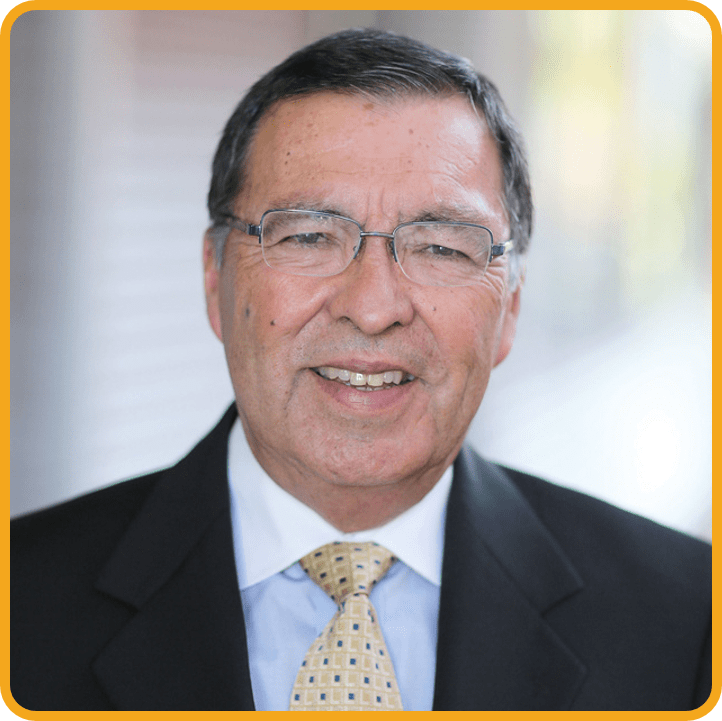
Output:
[260, 211, 358, 277]
[394, 223, 493, 287]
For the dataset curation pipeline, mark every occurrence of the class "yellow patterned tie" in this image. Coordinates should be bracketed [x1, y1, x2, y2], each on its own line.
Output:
[289, 542, 404, 711]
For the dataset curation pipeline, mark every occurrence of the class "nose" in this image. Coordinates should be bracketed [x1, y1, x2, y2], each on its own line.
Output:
[328, 234, 414, 335]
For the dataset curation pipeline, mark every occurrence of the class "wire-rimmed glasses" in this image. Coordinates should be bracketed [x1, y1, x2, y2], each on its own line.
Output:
[219, 209, 513, 288]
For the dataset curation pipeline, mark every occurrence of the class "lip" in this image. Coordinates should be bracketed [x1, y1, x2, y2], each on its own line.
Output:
[310, 358, 417, 376]
[309, 366, 417, 411]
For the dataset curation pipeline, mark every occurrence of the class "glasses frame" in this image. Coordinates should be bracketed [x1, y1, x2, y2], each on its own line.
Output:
[218, 208, 514, 284]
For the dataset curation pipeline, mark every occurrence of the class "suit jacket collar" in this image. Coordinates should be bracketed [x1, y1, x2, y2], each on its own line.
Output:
[92, 404, 255, 710]
[433, 446, 586, 710]
[90, 405, 586, 710]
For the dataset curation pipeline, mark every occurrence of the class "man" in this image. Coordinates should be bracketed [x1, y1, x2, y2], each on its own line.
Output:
[11, 29, 711, 711]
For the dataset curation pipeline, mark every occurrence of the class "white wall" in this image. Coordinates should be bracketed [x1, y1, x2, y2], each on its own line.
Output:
[11, 11, 308, 512]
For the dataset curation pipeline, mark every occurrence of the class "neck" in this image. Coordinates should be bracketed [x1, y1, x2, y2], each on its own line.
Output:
[292, 477, 442, 532]
[246, 436, 450, 533]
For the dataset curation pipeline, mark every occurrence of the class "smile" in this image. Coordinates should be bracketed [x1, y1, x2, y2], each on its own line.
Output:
[312, 366, 416, 391]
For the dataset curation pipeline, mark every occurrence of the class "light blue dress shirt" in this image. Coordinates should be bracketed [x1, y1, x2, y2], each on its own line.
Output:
[226, 418, 452, 711]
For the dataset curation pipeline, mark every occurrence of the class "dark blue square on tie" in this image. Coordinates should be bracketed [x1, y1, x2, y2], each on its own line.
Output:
[387, 682, 391, 688]
[377, 696, 382, 703]
[350, 658, 356, 665]
[337, 640, 343, 647]
[353, 623, 359, 630]
[334, 675, 340, 682]
[364, 677, 369, 684]
[309, 676, 314, 683]
[349, 693, 355, 700]
[366, 643, 371, 649]
[323, 658, 328, 665]
[315, 551, 322, 557]
[294, 694, 300, 701]
[321, 694, 326, 700]
[336, 556, 344, 561]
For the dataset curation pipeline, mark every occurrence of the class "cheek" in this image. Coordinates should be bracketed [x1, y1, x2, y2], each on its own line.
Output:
[429, 290, 504, 402]
[219, 254, 281, 334]
[452, 312, 494, 384]
[219, 260, 329, 374]
[218, 260, 270, 375]
[439, 285, 503, 358]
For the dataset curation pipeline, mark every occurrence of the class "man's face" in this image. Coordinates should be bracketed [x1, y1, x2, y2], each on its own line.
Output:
[205, 92, 520, 520]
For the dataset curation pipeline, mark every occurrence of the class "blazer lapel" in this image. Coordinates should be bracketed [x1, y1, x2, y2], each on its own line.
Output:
[433, 447, 587, 710]
[91, 405, 255, 710]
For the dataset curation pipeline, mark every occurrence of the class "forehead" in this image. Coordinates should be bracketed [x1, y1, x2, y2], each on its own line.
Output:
[240, 92, 506, 225]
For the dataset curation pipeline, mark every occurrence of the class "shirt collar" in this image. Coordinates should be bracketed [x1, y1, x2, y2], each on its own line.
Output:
[227, 417, 452, 590]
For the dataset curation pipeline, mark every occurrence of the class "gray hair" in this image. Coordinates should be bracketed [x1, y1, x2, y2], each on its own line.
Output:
[207, 27, 532, 287]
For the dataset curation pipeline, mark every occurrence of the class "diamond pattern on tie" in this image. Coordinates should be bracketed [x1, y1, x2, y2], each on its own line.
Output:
[289, 542, 404, 711]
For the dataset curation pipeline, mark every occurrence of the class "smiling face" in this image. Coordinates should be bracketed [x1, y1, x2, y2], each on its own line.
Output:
[204, 92, 521, 530]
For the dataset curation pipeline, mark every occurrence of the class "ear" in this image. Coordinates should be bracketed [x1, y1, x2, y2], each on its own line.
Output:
[203, 232, 223, 342]
[493, 283, 521, 367]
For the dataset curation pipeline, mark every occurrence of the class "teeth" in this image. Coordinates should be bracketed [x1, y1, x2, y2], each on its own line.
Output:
[315, 366, 413, 388]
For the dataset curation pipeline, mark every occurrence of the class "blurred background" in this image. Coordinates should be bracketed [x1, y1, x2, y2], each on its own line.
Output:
[10, 11, 711, 540]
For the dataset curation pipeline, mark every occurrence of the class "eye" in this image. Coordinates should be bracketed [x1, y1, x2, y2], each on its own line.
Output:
[428, 244, 469, 259]
[280, 232, 329, 246]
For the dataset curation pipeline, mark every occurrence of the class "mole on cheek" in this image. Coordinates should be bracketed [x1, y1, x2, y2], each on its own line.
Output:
[270, 319, 276, 326]
[244, 307, 250, 318]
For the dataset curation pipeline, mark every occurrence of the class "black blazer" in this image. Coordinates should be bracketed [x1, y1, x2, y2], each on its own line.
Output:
[11, 405, 711, 711]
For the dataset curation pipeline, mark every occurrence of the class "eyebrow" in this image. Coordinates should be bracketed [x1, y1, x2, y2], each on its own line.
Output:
[266, 199, 345, 216]
[265, 199, 494, 226]
[412, 208, 490, 224]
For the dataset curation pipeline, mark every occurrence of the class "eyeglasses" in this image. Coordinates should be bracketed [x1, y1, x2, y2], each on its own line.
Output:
[219, 209, 513, 288]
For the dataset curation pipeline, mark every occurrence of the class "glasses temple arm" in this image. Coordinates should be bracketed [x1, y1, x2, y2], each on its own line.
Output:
[490, 239, 514, 258]
[218, 214, 262, 242]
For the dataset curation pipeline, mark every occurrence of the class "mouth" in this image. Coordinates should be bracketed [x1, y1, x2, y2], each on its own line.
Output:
[312, 366, 416, 392]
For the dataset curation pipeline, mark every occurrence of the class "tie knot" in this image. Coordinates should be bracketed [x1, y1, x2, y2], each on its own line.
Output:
[300, 542, 397, 604]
